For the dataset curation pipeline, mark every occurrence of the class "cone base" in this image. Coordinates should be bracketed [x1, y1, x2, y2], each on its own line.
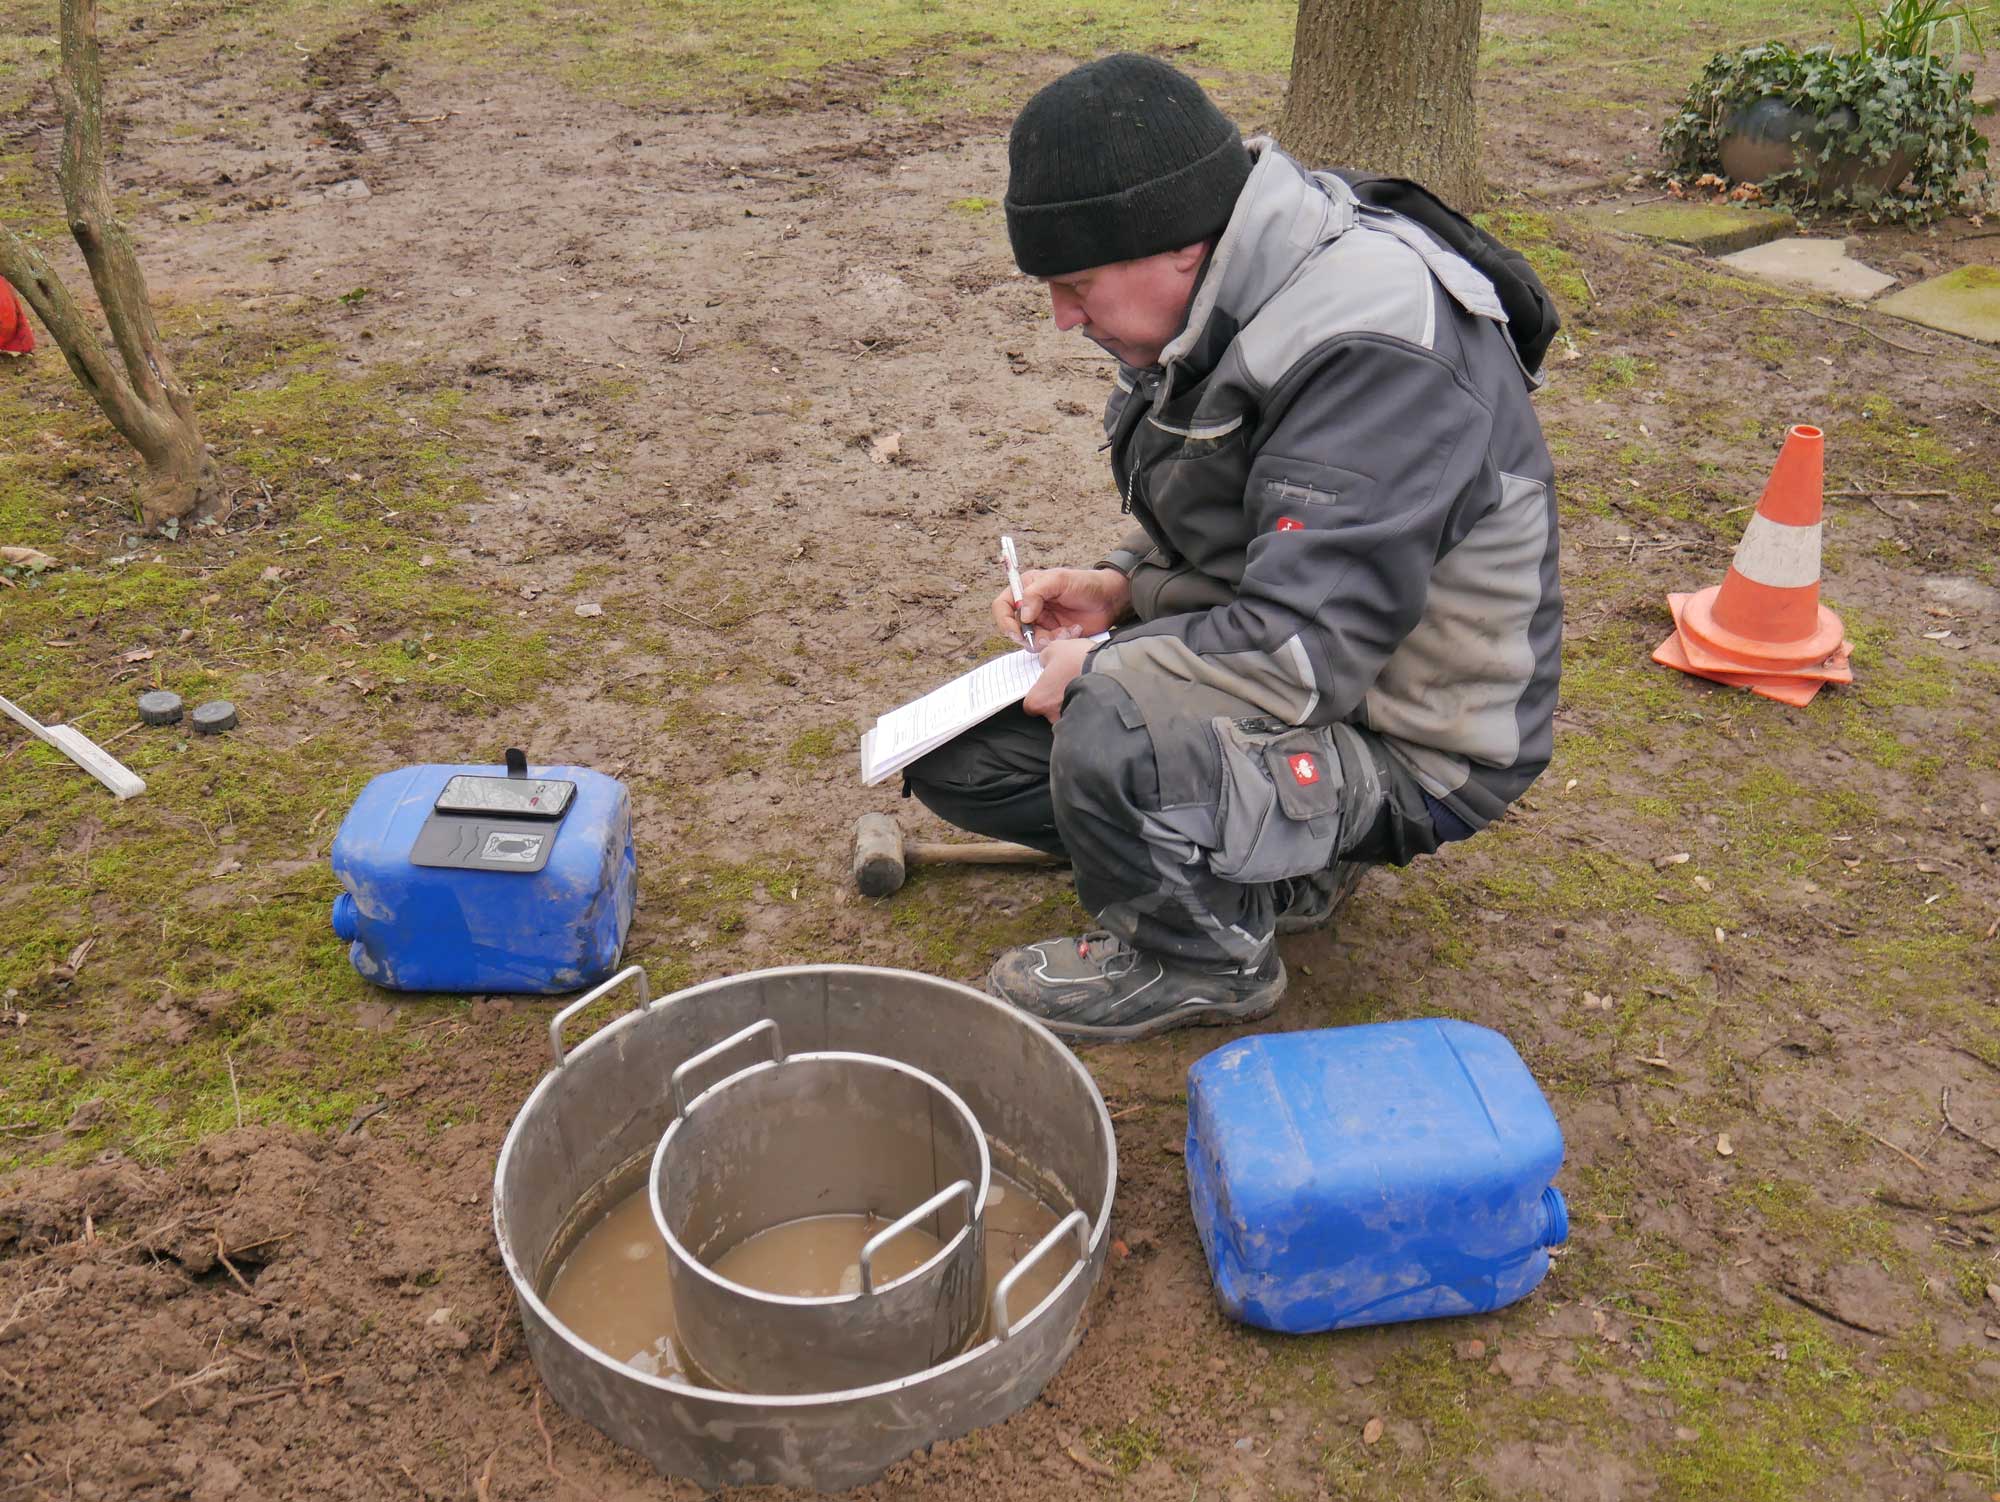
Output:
[1653, 627, 1828, 706]
[1664, 600, 1848, 688]
[1674, 588, 1849, 677]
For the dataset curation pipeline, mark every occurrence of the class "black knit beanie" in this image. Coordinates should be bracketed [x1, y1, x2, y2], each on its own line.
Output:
[1005, 54, 1251, 278]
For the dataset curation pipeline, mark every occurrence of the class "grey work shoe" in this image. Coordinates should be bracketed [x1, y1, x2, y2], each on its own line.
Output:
[1274, 858, 1369, 935]
[986, 931, 1285, 1042]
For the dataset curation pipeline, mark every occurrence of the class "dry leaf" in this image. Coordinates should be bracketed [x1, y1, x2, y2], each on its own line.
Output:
[1361, 1417, 1384, 1446]
[868, 430, 903, 465]
[1716, 1133, 1734, 1157]
[200, 592, 222, 606]
[1986, 1282, 2000, 1309]
[66, 936, 96, 973]
[1693, 875, 1714, 893]
[1639, 1056, 1674, 1070]
[261, 565, 284, 582]
[1714, 927, 1726, 943]
[0, 545, 58, 570]
[1564, 778, 1578, 792]
[1653, 852, 1691, 870]
[1581, 991, 1613, 1011]
[120, 648, 155, 663]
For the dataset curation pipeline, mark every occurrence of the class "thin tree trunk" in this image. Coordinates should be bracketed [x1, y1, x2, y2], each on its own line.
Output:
[1277, 0, 1485, 210]
[0, 0, 212, 529]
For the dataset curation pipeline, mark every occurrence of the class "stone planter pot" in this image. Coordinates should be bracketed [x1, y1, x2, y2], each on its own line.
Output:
[1718, 95, 1918, 200]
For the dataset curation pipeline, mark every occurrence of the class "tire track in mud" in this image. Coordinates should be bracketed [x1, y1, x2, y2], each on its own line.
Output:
[300, 3, 452, 179]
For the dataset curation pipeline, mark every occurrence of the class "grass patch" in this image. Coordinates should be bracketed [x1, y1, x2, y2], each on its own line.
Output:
[0, 313, 579, 1167]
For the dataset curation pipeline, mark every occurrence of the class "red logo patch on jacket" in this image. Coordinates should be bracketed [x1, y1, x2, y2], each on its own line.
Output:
[1274, 516, 1304, 532]
[1289, 753, 1319, 785]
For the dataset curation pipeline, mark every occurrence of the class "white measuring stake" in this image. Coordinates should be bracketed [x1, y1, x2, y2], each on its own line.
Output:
[0, 694, 145, 800]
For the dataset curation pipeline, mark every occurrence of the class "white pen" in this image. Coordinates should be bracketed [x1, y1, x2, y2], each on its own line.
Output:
[1000, 534, 1037, 654]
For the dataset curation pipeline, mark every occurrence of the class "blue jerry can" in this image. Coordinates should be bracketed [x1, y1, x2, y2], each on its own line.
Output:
[1186, 1019, 1569, 1333]
[329, 758, 637, 994]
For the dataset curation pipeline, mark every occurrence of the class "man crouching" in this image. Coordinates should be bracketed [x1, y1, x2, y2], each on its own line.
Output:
[903, 54, 1561, 1042]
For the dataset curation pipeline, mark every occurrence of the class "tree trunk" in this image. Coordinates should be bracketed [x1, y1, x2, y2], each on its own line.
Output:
[0, 0, 213, 530]
[1277, 0, 1485, 210]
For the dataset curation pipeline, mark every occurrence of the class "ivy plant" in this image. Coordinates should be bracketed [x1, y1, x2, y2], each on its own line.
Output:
[1660, 39, 1989, 221]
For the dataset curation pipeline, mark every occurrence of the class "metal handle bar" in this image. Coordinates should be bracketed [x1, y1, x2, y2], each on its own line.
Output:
[669, 1019, 785, 1119]
[858, 1180, 974, 1295]
[990, 1209, 1089, 1341]
[547, 965, 651, 1068]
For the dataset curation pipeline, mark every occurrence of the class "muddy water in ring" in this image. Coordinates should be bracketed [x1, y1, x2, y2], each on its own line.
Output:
[543, 1169, 1073, 1388]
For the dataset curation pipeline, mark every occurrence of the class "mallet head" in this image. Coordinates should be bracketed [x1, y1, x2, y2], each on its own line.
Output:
[852, 811, 907, 897]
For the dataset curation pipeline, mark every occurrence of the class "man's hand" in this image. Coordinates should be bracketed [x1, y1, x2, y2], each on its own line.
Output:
[1023, 636, 1095, 722]
[992, 566, 1132, 647]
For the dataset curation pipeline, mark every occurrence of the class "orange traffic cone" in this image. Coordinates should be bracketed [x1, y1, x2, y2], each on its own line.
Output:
[0, 276, 32, 356]
[1653, 424, 1851, 705]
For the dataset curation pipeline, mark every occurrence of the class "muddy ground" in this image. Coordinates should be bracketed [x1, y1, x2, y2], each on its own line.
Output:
[3, 7, 1999, 1502]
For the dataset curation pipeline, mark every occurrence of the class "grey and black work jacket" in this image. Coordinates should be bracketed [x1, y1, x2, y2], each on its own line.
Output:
[1086, 141, 1562, 833]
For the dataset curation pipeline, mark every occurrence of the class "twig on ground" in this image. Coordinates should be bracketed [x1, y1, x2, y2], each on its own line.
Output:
[659, 600, 712, 630]
[1875, 1189, 2000, 1218]
[474, 1451, 498, 1502]
[1064, 1444, 1118, 1479]
[342, 1100, 391, 1137]
[1107, 1104, 1149, 1122]
[221, 1231, 295, 1258]
[137, 1360, 233, 1414]
[1822, 1107, 1933, 1174]
[485, 1314, 509, 1373]
[532, 1389, 598, 1499]
[1777, 1283, 1894, 1336]
[222, 1368, 345, 1413]
[214, 1232, 258, 1297]
[1780, 304, 1933, 355]
[1941, 1087, 2000, 1160]
[0, 1281, 66, 1339]
[1841, 487, 1950, 499]
[226, 1052, 242, 1129]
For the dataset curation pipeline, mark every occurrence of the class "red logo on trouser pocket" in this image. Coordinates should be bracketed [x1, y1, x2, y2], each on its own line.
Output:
[1290, 753, 1318, 785]
[1275, 516, 1304, 532]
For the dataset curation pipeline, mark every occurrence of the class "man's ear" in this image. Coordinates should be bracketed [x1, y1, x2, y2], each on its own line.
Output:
[1169, 240, 1210, 274]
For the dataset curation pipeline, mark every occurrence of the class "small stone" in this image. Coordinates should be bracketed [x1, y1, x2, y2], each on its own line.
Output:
[324, 178, 371, 200]
[1674, 1426, 1699, 1443]
[1361, 1417, 1384, 1446]
[388, 1361, 418, 1383]
[1455, 1338, 1486, 1360]
[574, 602, 603, 618]
[138, 689, 183, 726]
[1208, 1357, 1228, 1373]
[1233, 1437, 1254, 1453]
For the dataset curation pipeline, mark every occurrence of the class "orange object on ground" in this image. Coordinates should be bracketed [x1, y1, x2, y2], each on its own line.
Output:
[1676, 424, 1845, 669]
[0, 276, 33, 355]
[1653, 593, 1850, 707]
[1652, 424, 1853, 704]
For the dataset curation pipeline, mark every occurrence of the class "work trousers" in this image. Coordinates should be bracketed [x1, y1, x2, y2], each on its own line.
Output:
[903, 671, 1470, 968]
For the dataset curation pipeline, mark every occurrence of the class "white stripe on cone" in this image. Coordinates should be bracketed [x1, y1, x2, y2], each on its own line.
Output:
[1732, 514, 1822, 589]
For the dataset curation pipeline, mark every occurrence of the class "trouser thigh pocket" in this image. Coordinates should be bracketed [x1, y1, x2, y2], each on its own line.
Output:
[1208, 718, 1344, 885]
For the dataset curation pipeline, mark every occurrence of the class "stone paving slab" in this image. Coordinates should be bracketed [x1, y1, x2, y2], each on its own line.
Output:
[1876, 265, 2000, 343]
[1581, 201, 1795, 255]
[1714, 237, 1896, 300]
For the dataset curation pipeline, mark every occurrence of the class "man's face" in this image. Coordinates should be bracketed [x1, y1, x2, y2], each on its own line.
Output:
[1041, 243, 1206, 368]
